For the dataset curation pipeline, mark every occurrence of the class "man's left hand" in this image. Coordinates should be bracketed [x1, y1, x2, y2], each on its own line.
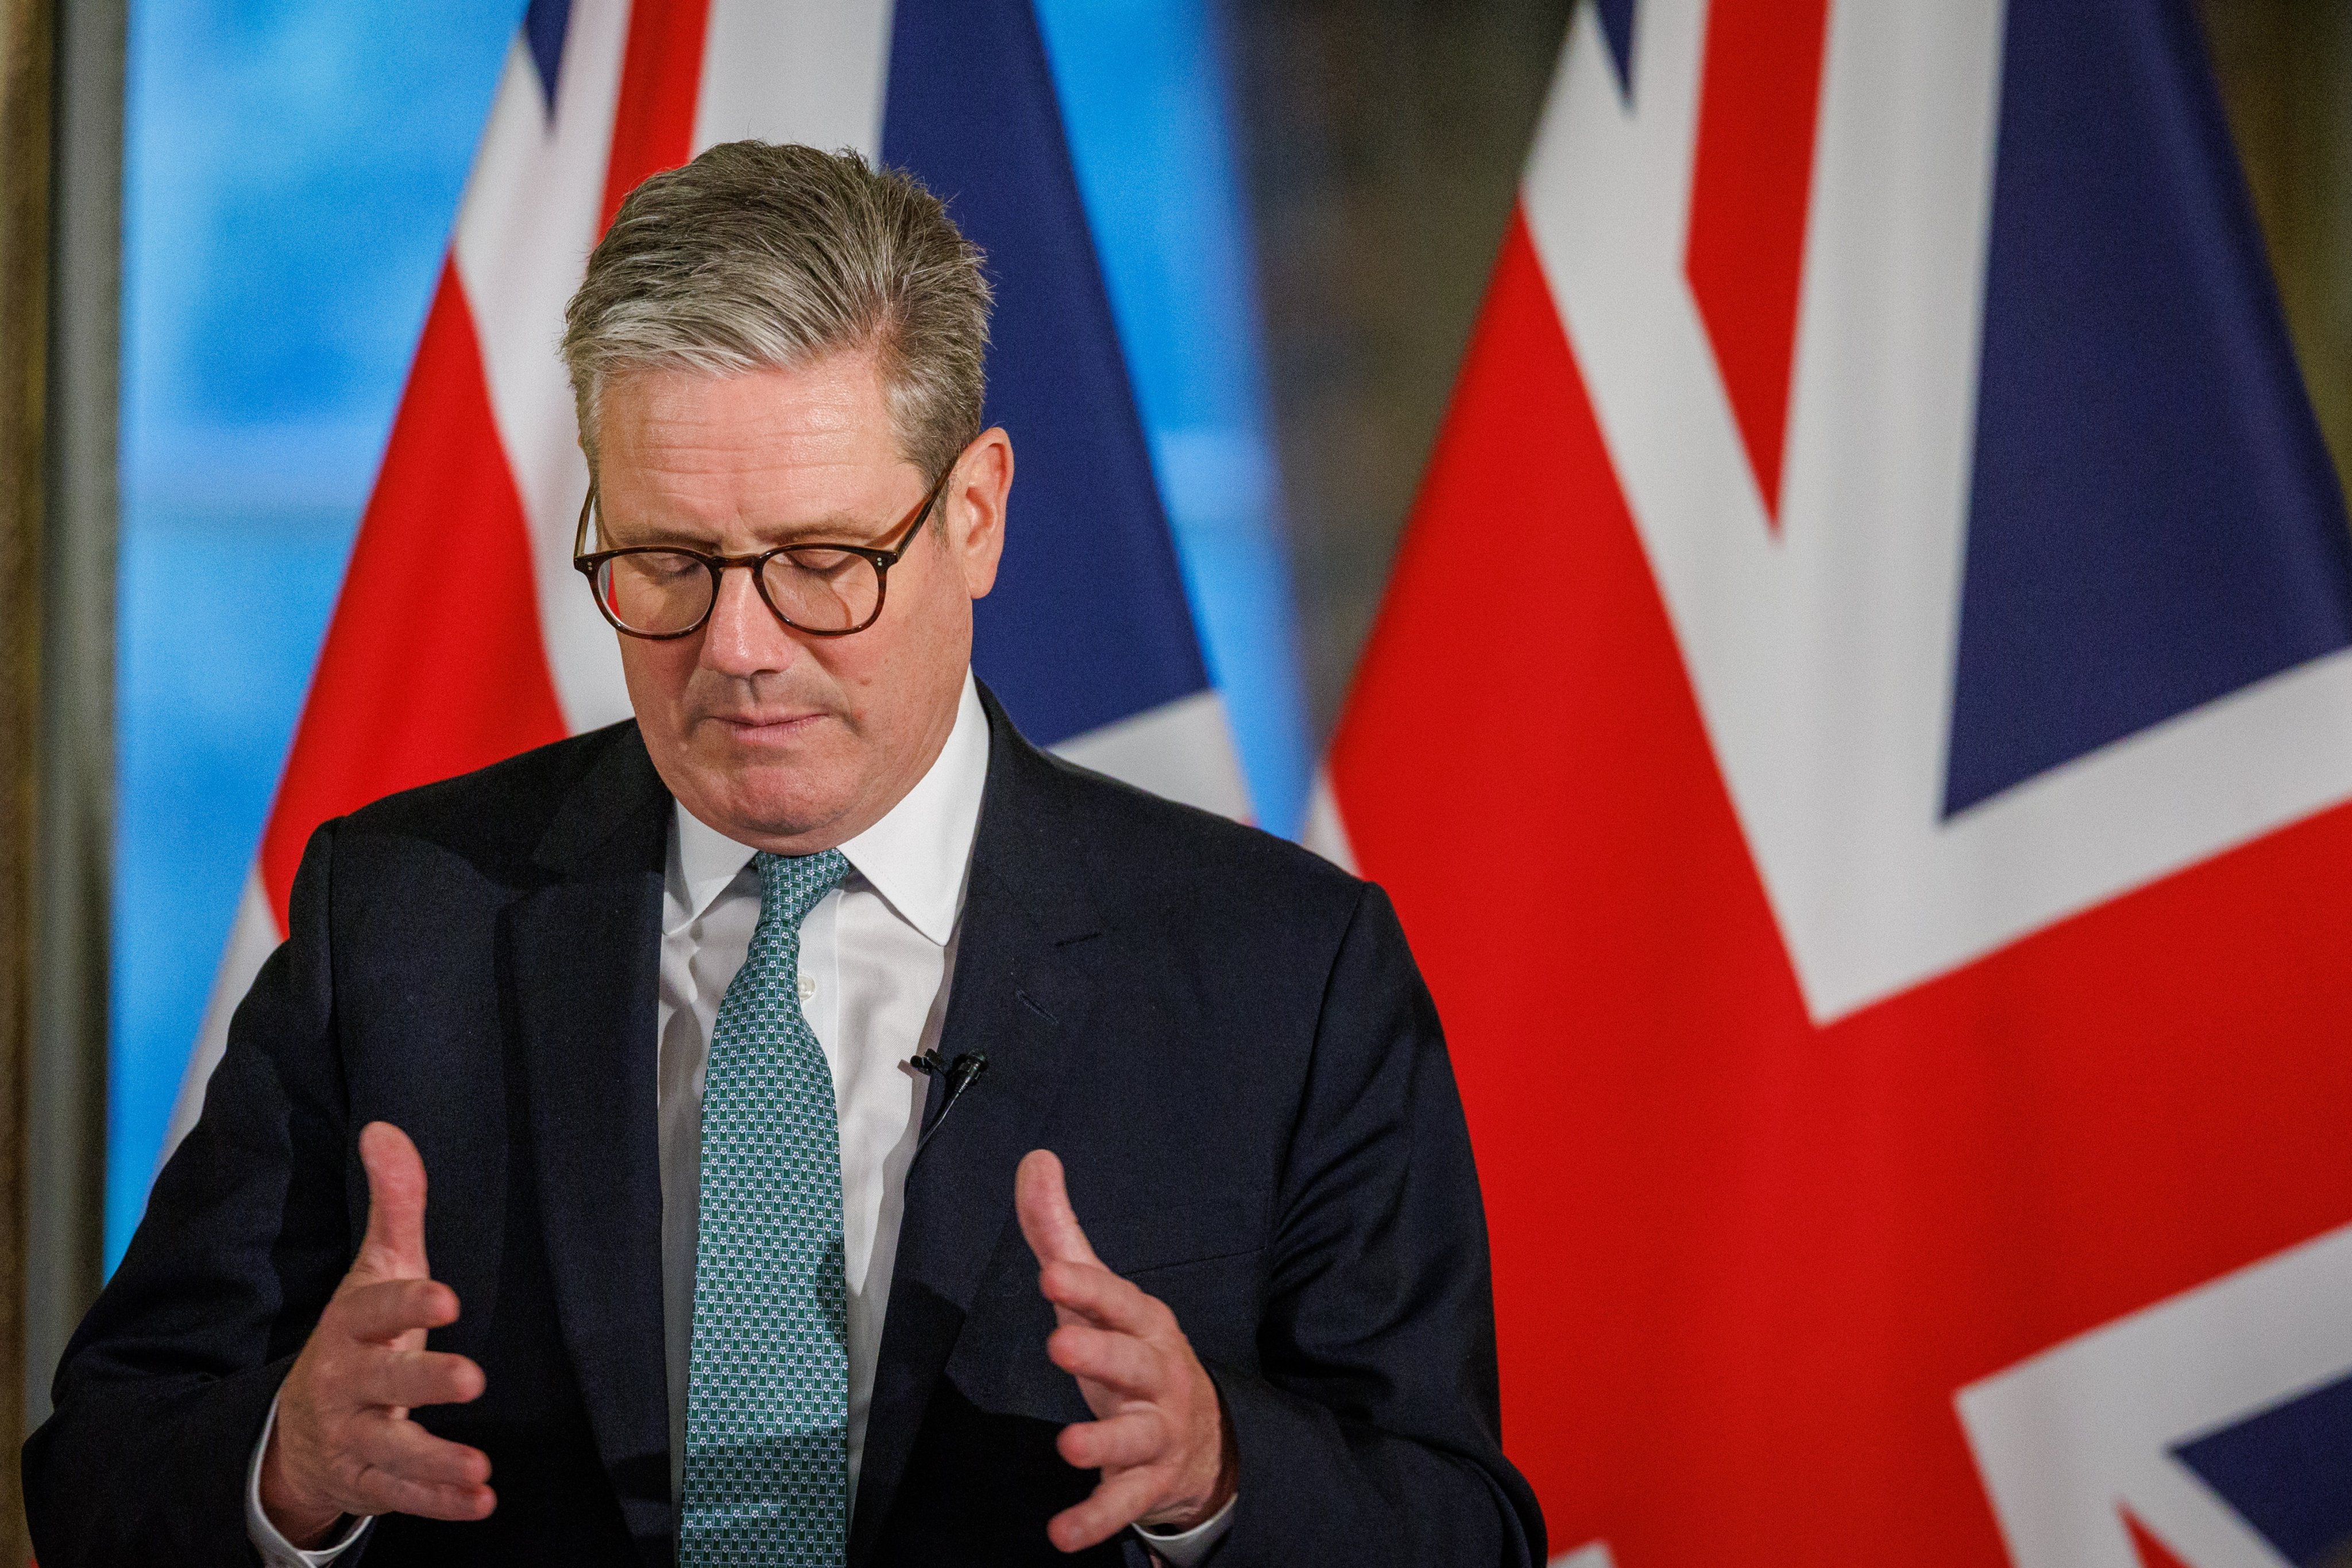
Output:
[1015, 1149, 1238, 1554]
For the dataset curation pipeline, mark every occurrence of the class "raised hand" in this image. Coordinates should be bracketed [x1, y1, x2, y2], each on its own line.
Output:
[1015, 1149, 1235, 1555]
[259, 1121, 494, 1545]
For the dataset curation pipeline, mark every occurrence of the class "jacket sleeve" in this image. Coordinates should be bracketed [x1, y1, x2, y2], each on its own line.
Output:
[1207, 882, 1547, 1567]
[23, 823, 358, 1567]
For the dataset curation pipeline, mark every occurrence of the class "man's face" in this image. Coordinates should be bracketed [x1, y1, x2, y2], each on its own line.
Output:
[594, 351, 1010, 853]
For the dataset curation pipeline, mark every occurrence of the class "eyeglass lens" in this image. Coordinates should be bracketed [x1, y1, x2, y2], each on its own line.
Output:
[595, 548, 882, 636]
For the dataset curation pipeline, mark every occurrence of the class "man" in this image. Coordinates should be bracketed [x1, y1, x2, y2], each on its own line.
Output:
[25, 143, 1544, 1567]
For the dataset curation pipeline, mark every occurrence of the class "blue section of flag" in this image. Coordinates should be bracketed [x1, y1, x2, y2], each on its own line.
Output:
[523, 0, 570, 115]
[2174, 1371, 2352, 1567]
[1943, 0, 2352, 816]
[1597, 0, 1637, 96]
[883, 0, 1211, 750]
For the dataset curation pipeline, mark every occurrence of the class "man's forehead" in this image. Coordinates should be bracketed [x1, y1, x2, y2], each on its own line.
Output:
[594, 356, 922, 517]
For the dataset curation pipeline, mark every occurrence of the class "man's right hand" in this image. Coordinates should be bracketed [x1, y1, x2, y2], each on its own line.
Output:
[259, 1121, 495, 1546]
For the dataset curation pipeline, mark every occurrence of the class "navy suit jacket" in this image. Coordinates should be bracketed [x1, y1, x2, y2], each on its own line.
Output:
[25, 689, 1545, 1566]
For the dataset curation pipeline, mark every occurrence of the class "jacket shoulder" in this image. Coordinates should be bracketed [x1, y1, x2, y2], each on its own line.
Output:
[1024, 744, 1366, 922]
[333, 721, 655, 866]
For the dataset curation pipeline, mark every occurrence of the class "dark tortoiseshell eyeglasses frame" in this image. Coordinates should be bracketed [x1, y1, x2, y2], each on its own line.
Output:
[571, 461, 955, 640]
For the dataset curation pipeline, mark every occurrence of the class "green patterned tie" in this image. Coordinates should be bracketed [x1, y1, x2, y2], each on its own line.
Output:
[682, 848, 853, 1566]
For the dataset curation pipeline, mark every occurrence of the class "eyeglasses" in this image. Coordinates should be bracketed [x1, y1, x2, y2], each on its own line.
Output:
[571, 462, 953, 640]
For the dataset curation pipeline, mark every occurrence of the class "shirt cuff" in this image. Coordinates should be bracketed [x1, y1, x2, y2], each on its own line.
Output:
[1134, 1494, 1235, 1566]
[245, 1392, 374, 1566]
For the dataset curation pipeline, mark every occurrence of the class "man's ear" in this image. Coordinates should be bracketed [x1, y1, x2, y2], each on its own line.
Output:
[948, 428, 1013, 601]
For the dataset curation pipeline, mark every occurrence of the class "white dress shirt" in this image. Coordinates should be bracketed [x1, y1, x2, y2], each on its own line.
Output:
[248, 673, 1228, 1564]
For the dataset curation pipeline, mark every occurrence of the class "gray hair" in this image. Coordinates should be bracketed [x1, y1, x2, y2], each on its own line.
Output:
[561, 141, 992, 483]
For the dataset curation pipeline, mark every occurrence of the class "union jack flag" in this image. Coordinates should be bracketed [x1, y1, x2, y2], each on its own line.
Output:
[1311, 2, 2352, 1564]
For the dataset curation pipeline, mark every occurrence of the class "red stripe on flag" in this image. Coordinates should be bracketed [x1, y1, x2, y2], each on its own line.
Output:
[2123, 1513, 2194, 1568]
[1330, 211, 2352, 1564]
[259, 263, 568, 923]
[600, 0, 712, 234]
[1683, 0, 1832, 524]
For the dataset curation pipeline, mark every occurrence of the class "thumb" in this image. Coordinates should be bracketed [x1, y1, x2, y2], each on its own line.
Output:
[1015, 1149, 1099, 1268]
[355, 1121, 431, 1281]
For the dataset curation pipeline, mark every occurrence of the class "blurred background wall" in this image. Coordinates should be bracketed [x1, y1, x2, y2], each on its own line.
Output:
[1222, 0, 1570, 736]
[2203, 0, 2352, 523]
[10, 0, 2352, 1557]
[0, 3, 51, 1557]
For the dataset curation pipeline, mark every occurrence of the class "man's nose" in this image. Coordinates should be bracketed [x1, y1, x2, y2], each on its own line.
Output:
[699, 561, 801, 677]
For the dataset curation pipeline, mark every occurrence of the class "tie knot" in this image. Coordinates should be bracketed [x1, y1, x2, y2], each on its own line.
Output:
[754, 847, 851, 932]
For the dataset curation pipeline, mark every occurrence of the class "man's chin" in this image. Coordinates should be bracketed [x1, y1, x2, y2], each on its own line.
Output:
[669, 739, 863, 848]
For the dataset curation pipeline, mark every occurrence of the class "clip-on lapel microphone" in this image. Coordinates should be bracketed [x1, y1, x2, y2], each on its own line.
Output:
[908, 1049, 989, 1136]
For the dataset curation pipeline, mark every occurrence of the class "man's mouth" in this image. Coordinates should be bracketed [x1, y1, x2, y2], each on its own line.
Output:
[705, 710, 830, 743]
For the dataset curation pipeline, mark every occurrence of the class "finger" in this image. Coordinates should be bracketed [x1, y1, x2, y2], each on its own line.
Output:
[333, 1277, 461, 1345]
[1015, 1150, 1100, 1269]
[346, 1415, 495, 1491]
[356, 1122, 431, 1281]
[1048, 1323, 1165, 1401]
[349, 1469, 496, 1524]
[1047, 1465, 1164, 1554]
[349, 1349, 485, 1411]
[1057, 1409, 1167, 1472]
[1038, 1258, 1164, 1337]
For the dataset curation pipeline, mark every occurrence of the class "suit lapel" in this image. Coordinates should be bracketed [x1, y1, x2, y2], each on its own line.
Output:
[506, 729, 676, 1565]
[849, 698, 1105, 1565]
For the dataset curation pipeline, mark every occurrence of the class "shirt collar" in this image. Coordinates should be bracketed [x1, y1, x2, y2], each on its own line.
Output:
[668, 670, 991, 946]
